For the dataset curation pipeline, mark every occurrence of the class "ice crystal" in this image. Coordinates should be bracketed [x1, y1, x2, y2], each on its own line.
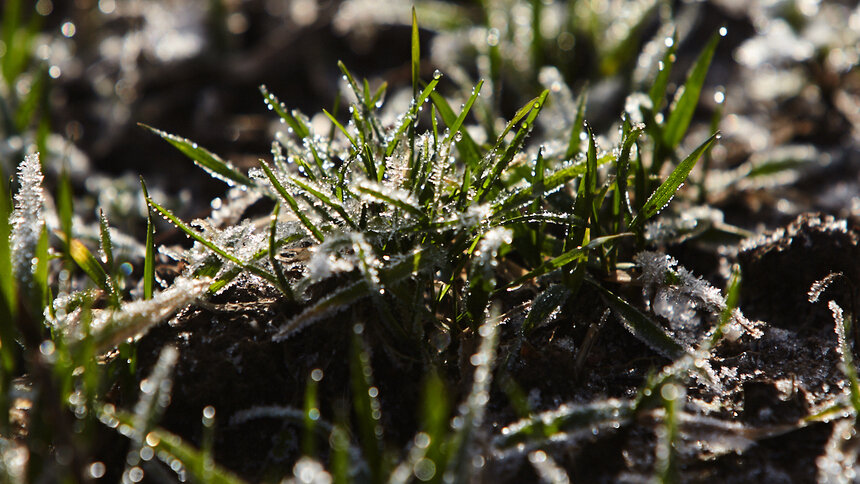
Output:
[809, 272, 844, 304]
[635, 251, 725, 325]
[9, 153, 45, 291]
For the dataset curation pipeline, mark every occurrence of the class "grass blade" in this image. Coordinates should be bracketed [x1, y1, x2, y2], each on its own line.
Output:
[411, 7, 420, 98]
[140, 123, 255, 188]
[648, 29, 678, 109]
[444, 80, 484, 144]
[146, 195, 279, 285]
[586, 277, 686, 360]
[356, 183, 426, 220]
[523, 284, 571, 335]
[259, 160, 325, 243]
[662, 31, 720, 150]
[384, 77, 441, 158]
[109, 408, 246, 484]
[479, 90, 549, 200]
[565, 89, 588, 160]
[631, 132, 718, 228]
[140, 177, 155, 300]
[289, 177, 357, 229]
[429, 90, 482, 169]
[502, 233, 631, 290]
[350, 328, 385, 482]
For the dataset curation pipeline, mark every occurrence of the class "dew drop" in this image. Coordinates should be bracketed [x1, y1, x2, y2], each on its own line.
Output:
[433, 69, 442, 79]
[719, 26, 728, 37]
[664, 37, 674, 48]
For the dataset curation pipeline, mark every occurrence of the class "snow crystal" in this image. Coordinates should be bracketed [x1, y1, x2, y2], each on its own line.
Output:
[9, 153, 45, 291]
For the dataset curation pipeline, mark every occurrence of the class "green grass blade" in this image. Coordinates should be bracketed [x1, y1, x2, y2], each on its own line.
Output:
[429, 90, 482, 169]
[493, 151, 615, 213]
[412, 6, 420, 97]
[648, 29, 678, 109]
[586, 277, 686, 360]
[98, 209, 114, 267]
[496, 398, 633, 447]
[110, 409, 247, 484]
[259, 160, 325, 243]
[289, 177, 358, 229]
[140, 177, 155, 300]
[616, 125, 643, 217]
[356, 183, 426, 220]
[140, 123, 255, 188]
[323, 108, 358, 149]
[350, 329, 385, 482]
[502, 233, 631, 290]
[261, 85, 309, 138]
[57, 163, 73, 246]
[523, 284, 571, 335]
[569, 126, 598, 246]
[662, 31, 720, 150]
[830, 302, 860, 414]
[384, 77, 441, 158]
[146, 195, 279, 285]
[479, 90, 549, 200]
[444, 80, 484, 144]
[631, 132, 718, 228]
[63, 234, 108, 291]
[565, 89, 588, 160]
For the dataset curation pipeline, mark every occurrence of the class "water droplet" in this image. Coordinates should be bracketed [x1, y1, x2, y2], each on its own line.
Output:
[719, 26, 728, 37]
[713, 90, 725, 104]
[311, 368, 324, 381]
[664, 37, 674, 48]
[88, 462, 106, 478]
[433, 69, 442, 79]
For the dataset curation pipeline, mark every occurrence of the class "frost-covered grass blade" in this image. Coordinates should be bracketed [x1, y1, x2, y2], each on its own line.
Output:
[140, 123, 255, 188]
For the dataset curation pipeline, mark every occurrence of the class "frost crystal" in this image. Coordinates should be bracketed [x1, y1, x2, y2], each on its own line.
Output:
[635, 251, 725, 329]
[9, 153, 45, 291]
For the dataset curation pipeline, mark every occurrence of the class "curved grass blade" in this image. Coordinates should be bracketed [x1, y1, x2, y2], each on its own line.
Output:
[139, 123, 255, 188]
[109, 408, 246, 484]
[259, 160, 325, 243]
[146, 196, 279, 285]
[429, 90, 482, 168]
[443, 80, 484, 145]
[631, 132, 718, 228]
[501, 233, 631, 291]
[140, 177, 155, 300]
[261, 85, 325, 175]
[60, 233, 107, 291]
[411, 6, 420, 98]
[662, 31, 720, 150]
[356, 183, 426, 220]
[586, 277, 686, 360]
[649, 29, 678, 109]
[496, 398, 634, 447]
[384, 76, 441, 158]
[493, 151, 615, 213]
[479, 90, 549, 200]
[523, 284, 571, 335]
[565, 89, 588, 160]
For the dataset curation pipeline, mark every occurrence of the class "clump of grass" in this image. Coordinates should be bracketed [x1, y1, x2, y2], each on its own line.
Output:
[0, 2, 814, 482]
